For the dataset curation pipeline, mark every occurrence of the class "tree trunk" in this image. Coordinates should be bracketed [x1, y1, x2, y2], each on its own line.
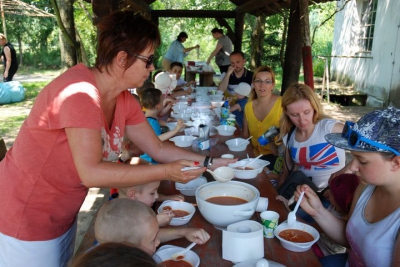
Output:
[280, 12, 288, 69]
[53, 0, 78, 69]
[250, 15, 266, 70]
[281, 0, 302, 94]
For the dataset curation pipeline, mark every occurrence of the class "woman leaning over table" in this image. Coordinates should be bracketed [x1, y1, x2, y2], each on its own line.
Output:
[242, 66, 283, 172]
[0, 11, 233, 267]
[162, 31, 199, 71]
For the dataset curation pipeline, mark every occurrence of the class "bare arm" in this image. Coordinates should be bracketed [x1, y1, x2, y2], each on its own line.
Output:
[206, 43, 223, 64]
[66, 124, 206, 188]
[229, 103, 241, 113]
[297, 185, 349, 246]
[218, 66, 234, 92]
[183, 44, 199, 53]
[157, 120, 184, 141]
[158, 228, 210, 244]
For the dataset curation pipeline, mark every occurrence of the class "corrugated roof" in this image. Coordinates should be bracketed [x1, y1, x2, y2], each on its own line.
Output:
[1, 0, 53, 17]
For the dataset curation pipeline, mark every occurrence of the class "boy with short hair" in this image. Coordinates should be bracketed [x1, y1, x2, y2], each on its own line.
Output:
[140, 88, 185, 163]
[95, 198, 210, 256]
[169, 62, 196, 89]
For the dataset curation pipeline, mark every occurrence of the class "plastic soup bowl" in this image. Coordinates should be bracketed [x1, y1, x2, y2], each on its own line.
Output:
[169, 136, 196, 147]
[225, 138, 250, 151]
[157, 201, 196, 226]
[274, 221, 320, 252]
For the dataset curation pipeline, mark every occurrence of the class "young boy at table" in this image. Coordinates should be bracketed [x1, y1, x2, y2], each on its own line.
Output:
[229, 82, 251, 130]
[140, 88, 185, 163]
[169, 62, 196, 90]
[94, 198, 210, 256]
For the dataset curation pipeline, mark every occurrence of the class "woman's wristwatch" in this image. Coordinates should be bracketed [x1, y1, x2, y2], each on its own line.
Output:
[204, 156, 214, 168]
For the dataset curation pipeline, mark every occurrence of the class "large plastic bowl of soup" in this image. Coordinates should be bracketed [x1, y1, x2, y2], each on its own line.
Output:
[154, 245, 200, 267]
[157, 201, 196, 226]
[195, 181, 259, 228]
[274, 221, 320, 252]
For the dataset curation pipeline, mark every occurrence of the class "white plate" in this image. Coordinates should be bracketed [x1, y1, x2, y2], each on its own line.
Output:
[233, 258, 286, 267]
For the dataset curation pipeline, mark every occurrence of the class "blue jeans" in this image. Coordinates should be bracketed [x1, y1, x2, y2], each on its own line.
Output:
[319, 253, 348, 267]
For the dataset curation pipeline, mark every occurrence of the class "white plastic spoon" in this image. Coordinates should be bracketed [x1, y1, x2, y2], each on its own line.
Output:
[171, 242, 197, 261]
[287, 191, 305, 228]
[240, 154, 263, 169]
[236, 136, 252, 147]
[206, 166, 235, 182]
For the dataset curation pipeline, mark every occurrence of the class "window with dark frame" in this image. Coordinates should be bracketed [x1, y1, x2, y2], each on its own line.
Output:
[358, 0, 378, 53]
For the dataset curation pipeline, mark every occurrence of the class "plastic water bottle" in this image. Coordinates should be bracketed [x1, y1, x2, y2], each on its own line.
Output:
[257, 126, 279, 146]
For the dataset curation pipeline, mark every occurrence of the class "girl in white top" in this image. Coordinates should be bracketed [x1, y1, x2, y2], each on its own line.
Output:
[296, 107, 400, 267]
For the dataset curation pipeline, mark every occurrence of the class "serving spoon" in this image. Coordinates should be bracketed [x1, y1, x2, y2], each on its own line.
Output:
[206, 166, 235, 182]
[171, 242, 197, 261]
[287, 191, 305, 228]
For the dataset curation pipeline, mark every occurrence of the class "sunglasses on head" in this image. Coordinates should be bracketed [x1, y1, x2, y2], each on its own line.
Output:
[133, 54, 154, 69]
[342, 121, 400, 156]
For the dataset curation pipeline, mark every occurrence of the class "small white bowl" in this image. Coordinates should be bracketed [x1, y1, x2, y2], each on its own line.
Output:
[211, 95, 224, 101]
[211, 100, 225, 108]
[274, 221, 320, 252]
[228, 161, 267, 179]
[215, 125, 236, 136]
[175, 176, 207, 196]
[169, 136, 196, 147]
[154, 245, 200, 267]
[157, 201, 196, 226]
[221, 153, 234, 159]
[225, 138, 250, 151]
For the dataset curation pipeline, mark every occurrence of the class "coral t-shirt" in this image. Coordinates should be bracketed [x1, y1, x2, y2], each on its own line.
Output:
[0, 64, 145, 240]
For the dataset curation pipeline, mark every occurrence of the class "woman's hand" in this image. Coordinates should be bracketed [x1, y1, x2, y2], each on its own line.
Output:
[164, 160, 206, 183]
[209, 157, 237, 170]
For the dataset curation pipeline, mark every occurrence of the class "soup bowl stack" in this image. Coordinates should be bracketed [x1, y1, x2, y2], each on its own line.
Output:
[274, 221, 320, 252]
[195, 181, 260, 228]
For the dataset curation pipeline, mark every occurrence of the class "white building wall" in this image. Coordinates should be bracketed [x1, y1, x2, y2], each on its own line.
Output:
[331, 0, 400, 107]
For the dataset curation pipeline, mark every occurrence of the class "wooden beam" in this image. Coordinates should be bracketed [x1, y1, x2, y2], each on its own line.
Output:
[152, 10, 236, 19]
[235, 0, 273, 14]
[126, 0, 152, 13]
[234, 12, 245, 51]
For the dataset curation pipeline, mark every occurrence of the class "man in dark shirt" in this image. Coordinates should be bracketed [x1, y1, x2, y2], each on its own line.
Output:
[217, 51, 253, 96]
[0, 33, 18, 82]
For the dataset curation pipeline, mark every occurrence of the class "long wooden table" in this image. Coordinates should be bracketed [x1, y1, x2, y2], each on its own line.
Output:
[158, 133, 321, 267]
[185, 69, 216, 86]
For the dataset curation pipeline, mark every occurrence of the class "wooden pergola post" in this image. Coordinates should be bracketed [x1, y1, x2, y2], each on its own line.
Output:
[299, 0, 314, 89]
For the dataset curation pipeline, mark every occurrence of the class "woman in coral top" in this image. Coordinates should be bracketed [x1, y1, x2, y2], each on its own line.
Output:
[243, 66, 283, 172]
[0, 11, 233, 267]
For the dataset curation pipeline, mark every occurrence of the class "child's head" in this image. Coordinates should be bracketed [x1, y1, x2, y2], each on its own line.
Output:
[94, 198, 160, 255]
[170, 62, 184, 80]
[118, 181, 160, 207]
[122, 135, 143, 158]
[233, 82, 251, 99]
[70, 242, 158, 267]
[326, 106, 400, 157]
[328, 174, 360, 216]
[141, 88, 163, 111]
[136, 81, 154, 99]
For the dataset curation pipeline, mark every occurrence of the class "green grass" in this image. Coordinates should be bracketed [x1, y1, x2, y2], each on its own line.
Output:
[0, 115, 27, 136]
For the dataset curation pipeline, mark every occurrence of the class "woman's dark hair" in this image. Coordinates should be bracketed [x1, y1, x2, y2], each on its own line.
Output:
[211, 28, 224, 34]
[177, 32, 188, 42]
[70, 242, 158, 267]
[95, 10, 161, 74]
[141, 88, 162, 109]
